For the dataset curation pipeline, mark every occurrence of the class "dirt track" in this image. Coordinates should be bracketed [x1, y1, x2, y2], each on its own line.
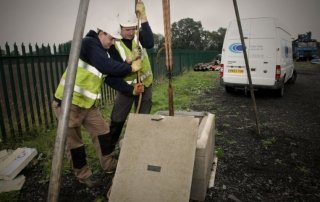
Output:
[191, 62, 320, 201]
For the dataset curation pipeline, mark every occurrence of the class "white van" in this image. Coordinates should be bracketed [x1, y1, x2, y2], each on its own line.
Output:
[220, 17, 297, 97]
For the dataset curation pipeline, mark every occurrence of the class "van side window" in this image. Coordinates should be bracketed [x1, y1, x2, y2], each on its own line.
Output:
[285, 46, 289, 57]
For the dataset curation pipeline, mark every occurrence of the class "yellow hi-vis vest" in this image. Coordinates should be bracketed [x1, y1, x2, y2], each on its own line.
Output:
[54, 59, 105, 109]
[115, 39, 153, 87]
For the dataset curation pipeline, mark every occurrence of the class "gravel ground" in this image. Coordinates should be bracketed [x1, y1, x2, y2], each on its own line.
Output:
[192, 62, 320, 201]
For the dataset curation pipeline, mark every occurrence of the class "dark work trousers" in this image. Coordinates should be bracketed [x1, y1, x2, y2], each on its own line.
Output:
[110, 85, 152, 143]
[52, 101, 116, 180]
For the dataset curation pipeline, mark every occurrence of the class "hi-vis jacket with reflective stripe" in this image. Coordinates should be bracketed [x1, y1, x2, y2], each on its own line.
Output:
[54, 30, 134, 108]
[108, 22, 154, 88]
[55, 59, 105, 109]
[115, 39, 153, 87]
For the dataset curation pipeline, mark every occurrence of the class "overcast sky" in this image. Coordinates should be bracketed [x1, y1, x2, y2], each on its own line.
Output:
[0, 0, 319, 48]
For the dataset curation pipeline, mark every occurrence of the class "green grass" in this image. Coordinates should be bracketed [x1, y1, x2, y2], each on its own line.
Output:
[0, 70, 218, 200]
[215, 147, 224, 158]
[261, 137, 277, 149]
[152, 70, 218, 113]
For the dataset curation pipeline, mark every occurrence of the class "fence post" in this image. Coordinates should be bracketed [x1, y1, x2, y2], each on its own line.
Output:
[29, 44, 43, 127]
[6, 43, 22, 137]
[58, 45, 65, 74]
[36, 44, 49, 129]
[22, 44, 36, 130]
[14, 43, 29, 135]
[42, 44, 54, 126]
[48, 44, 56, 125]
[53, 45, 60, 88]
[0, 46, 8, 141]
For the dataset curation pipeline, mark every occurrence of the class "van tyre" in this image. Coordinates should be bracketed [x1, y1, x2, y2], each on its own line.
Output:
[275, 82, 284, 97]
[225, 86, 234, 93]
[288, 69, 297, 84]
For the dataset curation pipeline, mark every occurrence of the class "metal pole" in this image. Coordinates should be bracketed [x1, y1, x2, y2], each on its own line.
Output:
[47, 0, 90, 201]
[232, 0, 261, 136]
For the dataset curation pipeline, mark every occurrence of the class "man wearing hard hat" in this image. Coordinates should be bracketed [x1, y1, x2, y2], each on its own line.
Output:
[52, 21, 144, 188]
[108, 1, 154, 146]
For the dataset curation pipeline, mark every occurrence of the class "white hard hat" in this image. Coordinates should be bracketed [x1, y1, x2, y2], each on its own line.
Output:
[118, 12, 138, 27]
[97, 20, 122, 39]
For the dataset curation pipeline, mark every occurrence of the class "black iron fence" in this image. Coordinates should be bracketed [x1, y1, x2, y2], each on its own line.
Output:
[0, 42, 218, 142]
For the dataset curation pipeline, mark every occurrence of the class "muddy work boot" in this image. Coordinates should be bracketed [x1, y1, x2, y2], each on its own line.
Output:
[78, 175, 102, 188]
[105, 155, 118, 174]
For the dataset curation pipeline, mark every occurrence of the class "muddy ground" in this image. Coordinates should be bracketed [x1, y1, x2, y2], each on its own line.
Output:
[17, 62, 320, 201]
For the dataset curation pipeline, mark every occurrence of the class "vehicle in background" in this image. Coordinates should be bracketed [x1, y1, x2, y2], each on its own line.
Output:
[220, 17, 297, 97]
[311, 58, 320, 64]
[292, 32, 319, 61]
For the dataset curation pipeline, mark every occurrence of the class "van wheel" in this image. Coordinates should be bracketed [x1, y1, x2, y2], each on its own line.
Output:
[288, 69, 297, 84]
[275, 83, 284, 97]
[225, 86, 234, 93]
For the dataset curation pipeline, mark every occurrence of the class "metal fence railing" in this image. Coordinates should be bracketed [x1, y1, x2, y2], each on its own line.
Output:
[0, 42, 218, 142]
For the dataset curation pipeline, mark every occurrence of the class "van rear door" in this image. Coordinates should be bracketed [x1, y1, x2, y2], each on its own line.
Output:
[248, 38, 277, 86]
[248, 18, 277, 86]
[223, 20, 251, 85]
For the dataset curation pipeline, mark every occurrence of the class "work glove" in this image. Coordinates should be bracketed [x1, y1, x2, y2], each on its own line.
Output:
[131, 59, 142, 72]
[133, 83, 144, 95]
[126, 47, 142, 64]
[136, 1, 147, 20]
[132, 47, 142, 60]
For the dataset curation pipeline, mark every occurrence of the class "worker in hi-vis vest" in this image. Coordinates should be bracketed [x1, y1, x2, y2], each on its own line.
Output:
[52, 21, 144, 188]
[108, 1, 154, 147]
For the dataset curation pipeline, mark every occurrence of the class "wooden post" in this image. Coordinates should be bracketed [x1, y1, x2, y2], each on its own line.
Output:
[162, 0, 174, 116]
[232, 0, 261, 136]
[134, 0, 143, 113]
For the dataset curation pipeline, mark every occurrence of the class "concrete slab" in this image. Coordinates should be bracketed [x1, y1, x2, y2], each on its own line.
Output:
[0, 150, 9, 160]
[0, 175, 25, 193]
[0, 148, 37, 180]
[157, 111, 216, 201]
[109, 113, 199, 202]
[0, 149, 17, 171]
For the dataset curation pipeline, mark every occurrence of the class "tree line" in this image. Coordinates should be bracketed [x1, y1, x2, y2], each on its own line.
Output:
[153, 18, 226, 51]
